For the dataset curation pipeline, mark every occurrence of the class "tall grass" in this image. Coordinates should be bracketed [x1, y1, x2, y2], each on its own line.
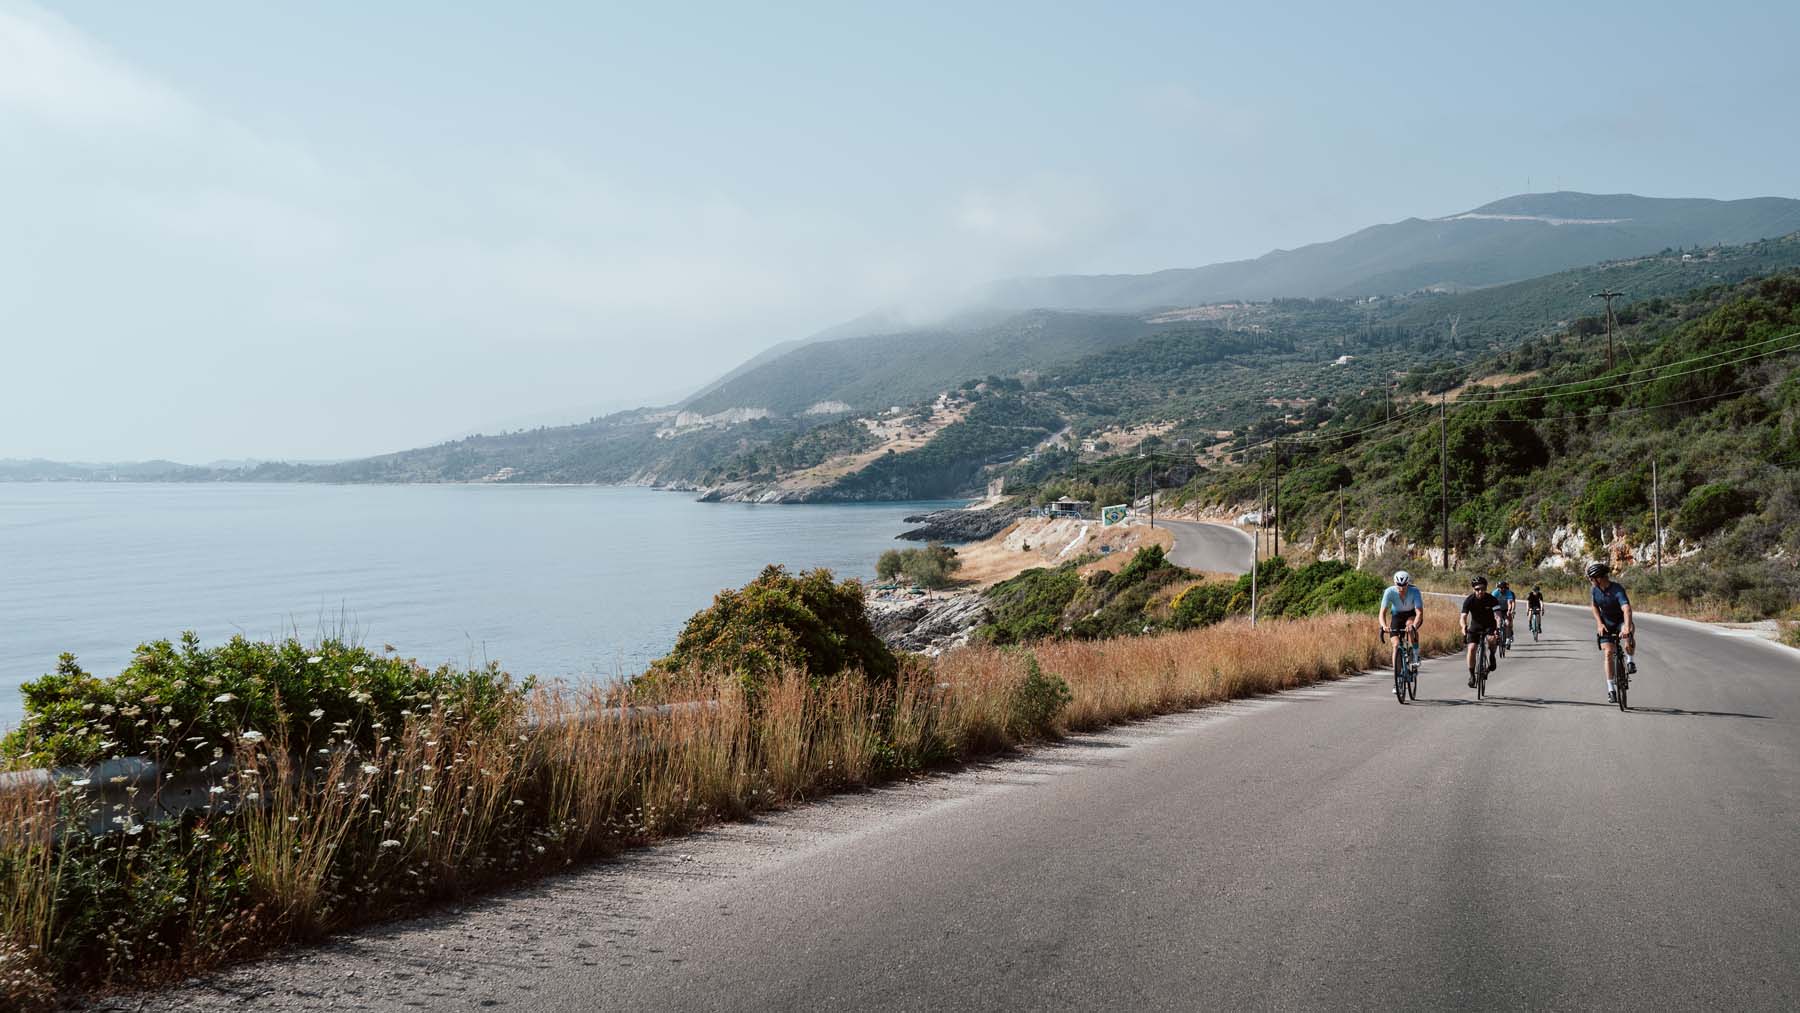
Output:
[0, 614, 1442, 1007]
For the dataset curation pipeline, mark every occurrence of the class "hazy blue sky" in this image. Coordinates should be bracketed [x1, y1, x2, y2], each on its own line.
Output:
[4, 0, 1796, 461]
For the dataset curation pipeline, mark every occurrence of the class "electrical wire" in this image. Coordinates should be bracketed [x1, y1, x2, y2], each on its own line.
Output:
[1452, 327, 1800, 402]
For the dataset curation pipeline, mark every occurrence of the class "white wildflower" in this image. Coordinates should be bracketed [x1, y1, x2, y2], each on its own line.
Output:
[307, 655, 323, 664]
[239, 730, 265, 743]
[212, 693, 235, 704]
[379, 839, 401, 849]
[309, 708, 326, 719]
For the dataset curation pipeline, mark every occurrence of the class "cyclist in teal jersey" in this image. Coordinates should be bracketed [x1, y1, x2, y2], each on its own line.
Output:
[1378, 570, 1425, 675]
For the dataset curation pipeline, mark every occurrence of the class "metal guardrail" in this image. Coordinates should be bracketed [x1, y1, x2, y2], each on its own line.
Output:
[0, 699, 716, 838]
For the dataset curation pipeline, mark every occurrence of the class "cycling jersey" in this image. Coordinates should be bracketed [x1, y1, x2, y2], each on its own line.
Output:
[1495, 589, 1516, 612]
[1380, 584, 1423, 619]
[1462, 592, 1500, 630]
[1526, 591, 1543, 612]
[1591, 581, 1631, 630]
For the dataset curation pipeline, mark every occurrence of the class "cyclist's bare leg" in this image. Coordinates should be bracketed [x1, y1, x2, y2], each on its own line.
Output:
[1599, 639, 1617, 686]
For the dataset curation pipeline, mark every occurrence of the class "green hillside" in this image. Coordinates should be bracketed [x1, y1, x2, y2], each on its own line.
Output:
[683, 310, 1155, 416]
[1167, 273, 1800, 617]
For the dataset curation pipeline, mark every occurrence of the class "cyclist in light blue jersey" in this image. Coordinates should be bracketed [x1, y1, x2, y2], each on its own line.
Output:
[1378, 570, 1425, 675]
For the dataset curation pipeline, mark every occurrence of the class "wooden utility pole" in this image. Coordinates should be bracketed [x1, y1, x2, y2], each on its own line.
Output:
[1439, 394, 1451, 570]
[1338, 485, 1347, 562]
[1147, 460, 1156, 529]
[1252, 479, 1262, 627]
[1271, 443, 1281, 558]
[1652, 457, 1662, 575]
[1592, 289, 1624, 370]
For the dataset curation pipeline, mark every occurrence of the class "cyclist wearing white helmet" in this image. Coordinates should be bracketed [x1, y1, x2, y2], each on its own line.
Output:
[1378, 570, 1425, 675]
[1587, 561, 1636, 702]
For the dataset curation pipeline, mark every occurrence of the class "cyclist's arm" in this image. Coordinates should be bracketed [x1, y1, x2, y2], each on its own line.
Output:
[1621, 602, 1634, 637]
[1590, 601, 1606, 634]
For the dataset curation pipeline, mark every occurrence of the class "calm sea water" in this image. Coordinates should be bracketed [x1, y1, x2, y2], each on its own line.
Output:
[0, 484, 958, 724]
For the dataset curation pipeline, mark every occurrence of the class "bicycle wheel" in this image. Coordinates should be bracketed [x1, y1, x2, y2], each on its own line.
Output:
[1395, 650, 1408, 704]
[1477, 645, 1488, 700]
[1407, 648, 1419, 701]
[1615, 648, 1629, 711]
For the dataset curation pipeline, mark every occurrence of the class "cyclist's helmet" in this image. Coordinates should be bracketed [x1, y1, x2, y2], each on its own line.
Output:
[1531, 584, 1541, 592]
[1470, 575, 1488, 589]
[1497, 581, 1510, 590]
[1393, 570, 1411, 586]
[1585, 561, 1611, 579]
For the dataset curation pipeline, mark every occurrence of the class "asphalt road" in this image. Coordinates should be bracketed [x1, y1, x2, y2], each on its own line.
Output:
[1160, 518, 1253, 574]
[119, 603, 1799, 1012]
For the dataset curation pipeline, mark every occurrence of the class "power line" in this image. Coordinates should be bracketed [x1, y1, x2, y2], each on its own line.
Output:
[1452, 338, 1800, 407]
[1453, 328, 1800, 402]
[1480, 378, 1793, 424]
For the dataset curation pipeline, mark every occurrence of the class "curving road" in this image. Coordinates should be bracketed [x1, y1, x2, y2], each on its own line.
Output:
[114, 603, 1800, 1012]
[1161, 518, 1253, 574]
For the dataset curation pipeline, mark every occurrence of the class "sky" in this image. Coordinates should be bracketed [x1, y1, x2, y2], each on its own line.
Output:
[3, 1, 1797, 462]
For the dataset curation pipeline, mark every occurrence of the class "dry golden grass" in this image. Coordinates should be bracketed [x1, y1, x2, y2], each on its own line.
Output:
[1, 612, 1442, 1005]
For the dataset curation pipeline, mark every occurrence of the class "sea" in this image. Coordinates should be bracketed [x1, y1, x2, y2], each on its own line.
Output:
[0, 483, 959, 725]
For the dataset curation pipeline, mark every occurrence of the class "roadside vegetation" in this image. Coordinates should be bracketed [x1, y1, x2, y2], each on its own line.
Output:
[0, 561, 1441, 1007]
[875, 543, 963, 589]
[981, 547, 1386, 645]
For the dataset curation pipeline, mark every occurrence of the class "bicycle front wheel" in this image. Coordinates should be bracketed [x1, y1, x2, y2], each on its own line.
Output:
[1395, 652, 1408, 704]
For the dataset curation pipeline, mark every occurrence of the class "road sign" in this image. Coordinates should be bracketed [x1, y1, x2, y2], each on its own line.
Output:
[1101, 503, 1128, 527]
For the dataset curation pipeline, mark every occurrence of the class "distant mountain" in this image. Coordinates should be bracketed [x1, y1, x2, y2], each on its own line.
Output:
[979, 192, 1800, 311]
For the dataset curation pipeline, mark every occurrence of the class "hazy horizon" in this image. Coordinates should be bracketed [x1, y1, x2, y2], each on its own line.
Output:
[5, 0, 1798, 462]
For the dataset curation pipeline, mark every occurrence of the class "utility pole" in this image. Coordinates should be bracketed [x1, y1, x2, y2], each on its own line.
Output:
[1338, 485, 1346, 562]
[1252, 479, 1262, 627]
[1592, 289, 1624, 370]
[1271, 443, 1281, 559]
[1652, 457, 1662, 576]
[1148, 460, 1156, 529]
[1439, 393, 1451, 571]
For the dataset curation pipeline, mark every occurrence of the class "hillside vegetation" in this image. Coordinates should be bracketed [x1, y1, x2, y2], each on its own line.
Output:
[1172, 273, 1800, 617]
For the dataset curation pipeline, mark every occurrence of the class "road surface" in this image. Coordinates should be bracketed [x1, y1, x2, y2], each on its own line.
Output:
[1161, 518, 1253, 574]
[110, 603, 1799, 1011]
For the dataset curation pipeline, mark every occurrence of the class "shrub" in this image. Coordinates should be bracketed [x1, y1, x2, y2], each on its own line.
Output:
[649, 565, 897, 690]
[1170, 582, 1235, 629]
[2, 634, 524, 770]
[1007, 655, 1072, 738]
[1674, 482, 1754, 539]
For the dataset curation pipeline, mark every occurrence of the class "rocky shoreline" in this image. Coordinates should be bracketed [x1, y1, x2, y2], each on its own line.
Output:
[865, 592, 993, 655]
[896, 505, 1025, 543]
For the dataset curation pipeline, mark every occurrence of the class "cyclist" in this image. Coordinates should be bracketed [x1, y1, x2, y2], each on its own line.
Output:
[1494, 580, 1518, 646]
[1587, 561, 1637, 703]
[1460, 575, 1502, 687]
[1378, 569, 1425, 676]
[1525, 584, 1545, 636]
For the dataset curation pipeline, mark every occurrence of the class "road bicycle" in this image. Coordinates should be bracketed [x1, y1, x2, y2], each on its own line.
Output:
[1598, 631, 1629, 711]
[1381, 626, 1419, 704]
[1528, 609, 1542, 641]
[1471, 630, 1495, 700]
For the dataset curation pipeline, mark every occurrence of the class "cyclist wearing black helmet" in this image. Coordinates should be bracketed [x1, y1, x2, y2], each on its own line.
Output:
[1587, 561, 1636, 702]
[1460, 575, 1502, 687]
[1494, 580, 1518, 646]
[1526, 584, 1545, 636]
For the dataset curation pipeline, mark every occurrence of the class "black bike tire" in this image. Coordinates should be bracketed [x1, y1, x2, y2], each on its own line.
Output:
[1616, 645, 1629, 711]
[1408, 648, 1419, 700]
[1395, 650, 1407, 704]
[1477, 643, 1488, 700]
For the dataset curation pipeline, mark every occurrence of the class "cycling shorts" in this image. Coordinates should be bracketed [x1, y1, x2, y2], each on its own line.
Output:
[1465, 626, 1496, 644]
[1389, 609, 1417, 631]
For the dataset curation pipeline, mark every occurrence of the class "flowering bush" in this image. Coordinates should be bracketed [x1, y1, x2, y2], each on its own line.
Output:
[1, 633, 527, 770]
